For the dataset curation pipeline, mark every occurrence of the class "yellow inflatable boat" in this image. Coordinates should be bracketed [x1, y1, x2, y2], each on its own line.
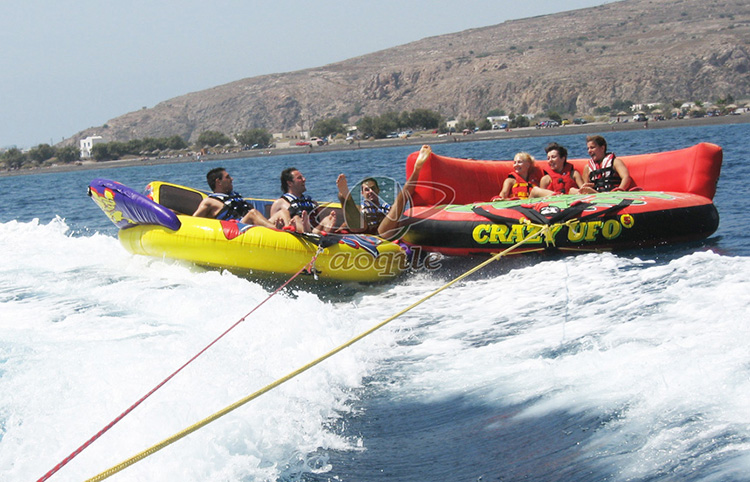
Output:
[88, 179, 408, 282]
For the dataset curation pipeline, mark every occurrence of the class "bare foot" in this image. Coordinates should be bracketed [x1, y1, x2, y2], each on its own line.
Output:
[320, 210, 337, 232]
[415, 144, 432, 170]
[288, 214, 305, 232]
[336, 173, 349, 200]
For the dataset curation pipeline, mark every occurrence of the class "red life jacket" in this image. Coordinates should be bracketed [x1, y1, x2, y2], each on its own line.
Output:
[509, 170, 541, 199]
[543, 163, 578, 194]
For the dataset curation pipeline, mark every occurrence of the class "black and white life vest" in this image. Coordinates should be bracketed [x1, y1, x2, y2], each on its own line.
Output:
[588, 153, 622, 192]
[281, 192, 317, 218]
[362, 199, 391, 232]
[209, 191, 249, 220]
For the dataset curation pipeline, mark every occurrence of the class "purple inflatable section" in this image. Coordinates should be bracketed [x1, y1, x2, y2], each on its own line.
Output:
[88, 178, 181, 231]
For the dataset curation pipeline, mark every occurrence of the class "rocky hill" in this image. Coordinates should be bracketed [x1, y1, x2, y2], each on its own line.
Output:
[68, 0, 750, 145]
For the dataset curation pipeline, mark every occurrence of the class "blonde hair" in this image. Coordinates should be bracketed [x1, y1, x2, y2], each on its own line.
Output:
[514, 152, 535, 167]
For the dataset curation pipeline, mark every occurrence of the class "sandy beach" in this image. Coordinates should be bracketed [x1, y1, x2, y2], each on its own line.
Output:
[3, 113, 748, 178]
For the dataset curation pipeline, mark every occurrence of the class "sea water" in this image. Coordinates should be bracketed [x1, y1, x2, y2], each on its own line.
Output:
[1, 123, 749, 481]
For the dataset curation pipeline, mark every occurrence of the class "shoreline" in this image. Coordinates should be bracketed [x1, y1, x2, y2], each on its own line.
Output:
[3, 114, 748, 178]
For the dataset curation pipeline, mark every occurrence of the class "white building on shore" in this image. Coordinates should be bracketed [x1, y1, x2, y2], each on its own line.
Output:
[79, 135, 104, 159]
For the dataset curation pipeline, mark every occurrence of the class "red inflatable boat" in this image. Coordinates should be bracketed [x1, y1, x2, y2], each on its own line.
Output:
[398, 142, 722, 255]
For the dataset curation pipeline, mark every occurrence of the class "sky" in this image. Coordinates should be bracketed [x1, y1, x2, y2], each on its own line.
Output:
[1, 0, 613, 149]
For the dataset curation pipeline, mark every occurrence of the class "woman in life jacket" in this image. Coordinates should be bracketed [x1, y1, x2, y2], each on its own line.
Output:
[495, 152, 544, 200]
[579, 135, 632, 193]
[538, 142, 585, 195]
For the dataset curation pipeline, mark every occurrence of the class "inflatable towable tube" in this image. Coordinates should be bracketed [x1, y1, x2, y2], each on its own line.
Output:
[397, 143, 722, 256]
[399, 191, 720, 256]
[88, 179, 408, 282]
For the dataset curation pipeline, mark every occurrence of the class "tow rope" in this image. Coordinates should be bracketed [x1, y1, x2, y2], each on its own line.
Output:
[288, 231, 337, 279]
[37, 245, 327, 482]
[82, 219, 579, 481]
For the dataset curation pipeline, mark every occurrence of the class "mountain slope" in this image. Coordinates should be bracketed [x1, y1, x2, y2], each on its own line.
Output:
[69, 0, 750, 144]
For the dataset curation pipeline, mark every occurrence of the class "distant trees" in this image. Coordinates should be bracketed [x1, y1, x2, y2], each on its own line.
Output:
[354, 116, 376, 138]
[27, 144, 56, 163]
[56, 146, 80, 164]
[196, 130, 231, 147]
[407, 109, 443, 130]
[235, 128, 272, 148]
[91, 143, 113, 161]
[0, 148, 27, 170]
[546, 111, 563, 123]
[593, 99, 635, 116]
[510, 115, 530, 128]
[311, 118, 346, 138]
[91, 136, 188, 161]
[456, 118, 476, 132]
[0, 144, 81, 170]
[357, 112, 400, 138]
[611, 99, 634, 113]
[354, 109, 443, 138]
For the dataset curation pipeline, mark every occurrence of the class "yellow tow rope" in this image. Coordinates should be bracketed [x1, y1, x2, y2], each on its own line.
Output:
[85, 220, 569, 481]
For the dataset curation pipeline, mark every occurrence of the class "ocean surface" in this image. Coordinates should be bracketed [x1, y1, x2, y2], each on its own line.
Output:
[1, 123, 749, 482]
